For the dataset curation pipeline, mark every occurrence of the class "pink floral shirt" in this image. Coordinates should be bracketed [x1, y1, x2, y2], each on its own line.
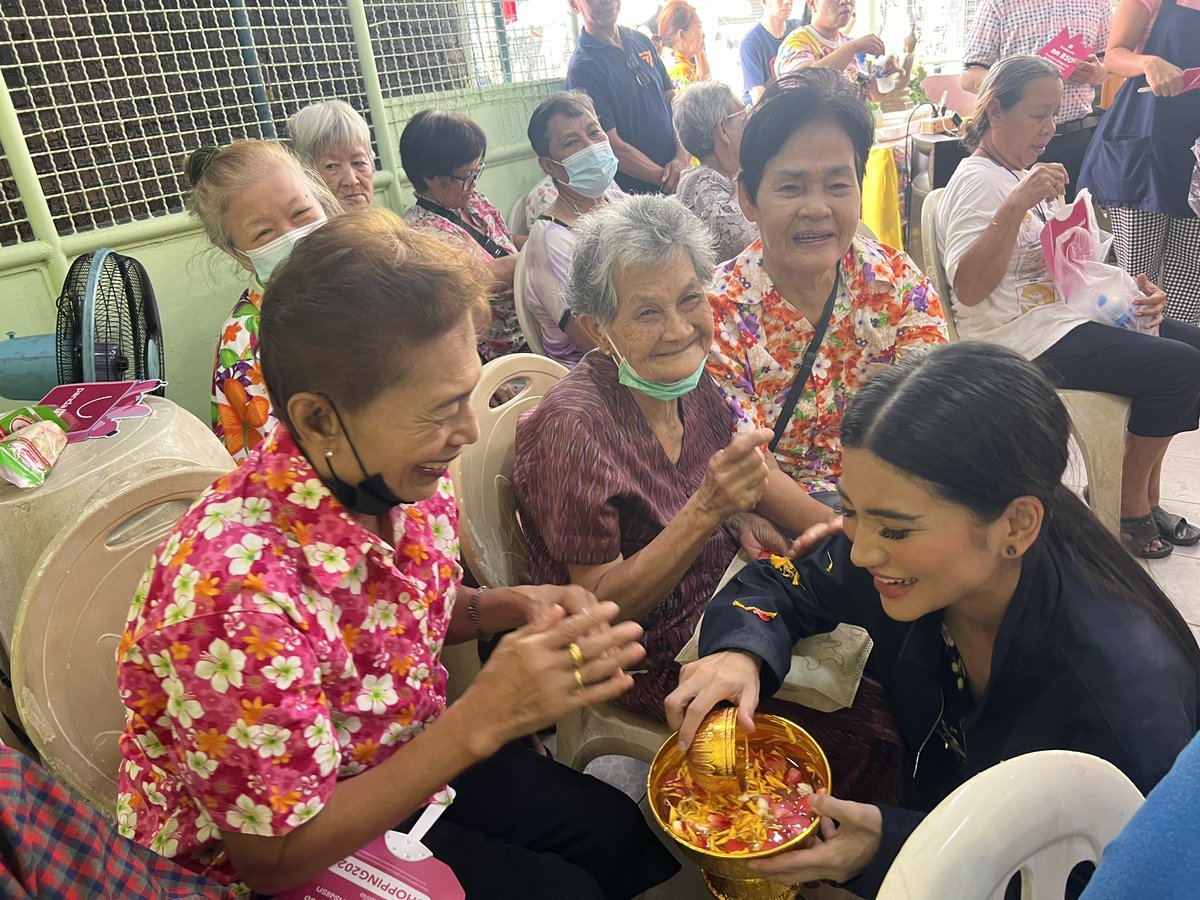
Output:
[116, 428, 461, 885]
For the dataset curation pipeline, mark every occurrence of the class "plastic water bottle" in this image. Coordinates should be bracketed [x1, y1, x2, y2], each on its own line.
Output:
[855, 52, 869, 78]
[873, 59, 897, 94]
[1094, 293, 1149, 333]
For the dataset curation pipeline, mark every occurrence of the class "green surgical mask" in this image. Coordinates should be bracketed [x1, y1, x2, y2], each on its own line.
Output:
[609, 342, 706, 401]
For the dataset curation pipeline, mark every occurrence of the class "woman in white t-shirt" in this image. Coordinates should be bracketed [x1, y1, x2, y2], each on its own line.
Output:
[522, 91, 624, 366]
[937, 55, 1200, 558]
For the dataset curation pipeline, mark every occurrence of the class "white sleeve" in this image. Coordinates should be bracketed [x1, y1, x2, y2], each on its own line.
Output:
[938, 168, 1014, 287]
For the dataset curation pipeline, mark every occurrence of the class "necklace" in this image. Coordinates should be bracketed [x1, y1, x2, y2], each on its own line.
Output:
[978, 143, 1049, 224]
[558, 188, 607, 219]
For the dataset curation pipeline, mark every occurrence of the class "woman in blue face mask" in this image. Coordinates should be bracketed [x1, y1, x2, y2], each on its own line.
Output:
[520, 91, 624, 366]
[184, 140, 340, 462]
[512, 195, 908, 803]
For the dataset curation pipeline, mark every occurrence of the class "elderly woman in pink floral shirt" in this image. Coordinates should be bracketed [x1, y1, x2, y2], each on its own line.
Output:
[116, 209, 677, 899]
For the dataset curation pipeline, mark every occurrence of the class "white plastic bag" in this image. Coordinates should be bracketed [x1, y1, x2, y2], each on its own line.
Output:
[1041, 189, 1157, 335]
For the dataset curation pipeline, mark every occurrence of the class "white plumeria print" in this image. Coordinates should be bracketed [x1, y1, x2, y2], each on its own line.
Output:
[263, 654, 304, 690]
[163, 594, 197, 628]
[286, 797, 324, 828]
[405, 663, 431, 690]
[428, 514, 455, 554]
[165, 678, 203, 728]
[287, 478, 325, 510]
[195, 808, 221, 843]
[224, 534, 266, 576]
[198, 498, 244, 540]
[227, 717, 254, 750]
[304, 717, 333, 749]
[195, 638, 247, 693]
[226, 794, 274, 836]
[338, 559, 367, 595]
[252, 723, 292, 759]
[333, 713, 363, 747]
[171, 565, 201, 602]
[356, 673, 398, 715]
[315, 741, 339, 777]
[241, 495, 273, 527]
[186, 750, 219, 779]
[151, 817, 181, 857]
[305, 542, 350, 575]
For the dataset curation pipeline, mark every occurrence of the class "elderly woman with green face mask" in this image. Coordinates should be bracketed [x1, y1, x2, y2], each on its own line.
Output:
[514, 197, 833, 719]
[512, 198, 905, 805]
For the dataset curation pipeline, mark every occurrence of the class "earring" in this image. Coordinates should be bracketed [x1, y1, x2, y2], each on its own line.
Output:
[324, 449, 334, 459]
[1006, 545, 1018, 557]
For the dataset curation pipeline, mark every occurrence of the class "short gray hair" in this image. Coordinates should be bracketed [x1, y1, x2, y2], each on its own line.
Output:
[288, 99, 374, 163]
[566, 195, 717, 326]
[674, 81, 740, 159]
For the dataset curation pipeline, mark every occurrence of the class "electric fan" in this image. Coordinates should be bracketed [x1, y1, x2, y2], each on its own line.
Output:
[0, 249, 166, 400]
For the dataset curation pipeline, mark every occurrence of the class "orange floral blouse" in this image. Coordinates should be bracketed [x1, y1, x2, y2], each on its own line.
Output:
[707, 235, 949, 492]
[211, 286, 276, 463]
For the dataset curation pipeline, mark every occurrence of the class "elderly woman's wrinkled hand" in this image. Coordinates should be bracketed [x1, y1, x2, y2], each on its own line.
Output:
[464, 601, 645, 750]
[745, 792, 883, 887]
[665, 650, 762, 749]
[1134, 274, 1167, 329]
[695, 428, 774, 524]
[729, 512, 793, 558]
[508, 583, 603, 626]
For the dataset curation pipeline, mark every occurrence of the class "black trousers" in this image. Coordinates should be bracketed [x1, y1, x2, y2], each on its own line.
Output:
[1033, 319, 1200, 438]
[1041, 123, 1098, 203]
[398, 742, 679, 899]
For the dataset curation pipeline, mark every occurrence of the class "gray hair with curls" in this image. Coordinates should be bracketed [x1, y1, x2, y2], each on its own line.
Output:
[566, 194, 717, 326]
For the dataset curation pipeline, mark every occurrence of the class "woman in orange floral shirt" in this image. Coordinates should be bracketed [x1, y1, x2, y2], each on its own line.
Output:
[707, 70, 948, 501]
[185, 141, 341, 462]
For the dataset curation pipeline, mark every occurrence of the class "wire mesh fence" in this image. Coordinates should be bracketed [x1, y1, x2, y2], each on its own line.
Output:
[0, 143, 33, 246]
[0, 0, 574, 245]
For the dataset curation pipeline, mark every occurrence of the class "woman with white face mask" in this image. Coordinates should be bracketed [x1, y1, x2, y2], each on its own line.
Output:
[184, 141, 340, 462]
[521, 91, 624, 366]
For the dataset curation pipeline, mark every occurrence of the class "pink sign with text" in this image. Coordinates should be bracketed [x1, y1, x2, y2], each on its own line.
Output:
[1037, 29, 1094, 80]
[274, 835, 464, 900]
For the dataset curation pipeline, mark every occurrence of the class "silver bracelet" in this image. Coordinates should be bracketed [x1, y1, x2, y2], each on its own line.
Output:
[469, 585, 493, 641]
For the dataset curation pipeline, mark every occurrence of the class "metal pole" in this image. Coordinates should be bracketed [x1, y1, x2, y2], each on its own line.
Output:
[345, 0, 405, 209]
[230, 0, 278, 139]
[491, 1, 514, 84]
[0, 76, 67, 290]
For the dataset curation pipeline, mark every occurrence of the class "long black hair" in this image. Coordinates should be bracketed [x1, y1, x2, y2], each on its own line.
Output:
[841, 342, 1200, 669]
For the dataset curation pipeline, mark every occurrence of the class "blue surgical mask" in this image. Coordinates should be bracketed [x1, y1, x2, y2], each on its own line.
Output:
[609, 342, 707, 401]
[239, 214, 326, 286]
[559, 142, 618, 199]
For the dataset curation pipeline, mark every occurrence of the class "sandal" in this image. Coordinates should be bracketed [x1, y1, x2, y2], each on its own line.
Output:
[1151, 506, 1200, 547]
[1121, 514, 1174, 559]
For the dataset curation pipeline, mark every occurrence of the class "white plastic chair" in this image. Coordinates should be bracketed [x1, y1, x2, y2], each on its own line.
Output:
[922, 188, 1131, 534]
[512, 250, 546, 356]
[507, 192, 531, 239]
[878, 750, 1144, 899]
[447, 354, 671, 766]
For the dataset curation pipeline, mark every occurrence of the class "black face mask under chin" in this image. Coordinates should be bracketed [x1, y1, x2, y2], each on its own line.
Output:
[319, 401, 407, 517]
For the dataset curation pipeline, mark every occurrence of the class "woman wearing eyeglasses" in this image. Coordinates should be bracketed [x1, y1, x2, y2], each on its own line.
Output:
[400, 109, 528, 361]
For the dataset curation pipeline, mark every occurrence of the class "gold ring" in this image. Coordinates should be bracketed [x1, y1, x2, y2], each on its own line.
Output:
[574, 668, 585, 688]
[567, 641, 584, 667]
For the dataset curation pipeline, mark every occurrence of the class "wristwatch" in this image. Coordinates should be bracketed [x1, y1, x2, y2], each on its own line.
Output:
[469, 585, 493, 641]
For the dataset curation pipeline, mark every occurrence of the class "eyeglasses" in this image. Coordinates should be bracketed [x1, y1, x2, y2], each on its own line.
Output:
[625, 53, 655, 90]
[723, 106, 751, 127]
[448, 162, 486, 188]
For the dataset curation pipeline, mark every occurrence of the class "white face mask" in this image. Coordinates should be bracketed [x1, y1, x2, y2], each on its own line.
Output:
[238, 214, 327, 285]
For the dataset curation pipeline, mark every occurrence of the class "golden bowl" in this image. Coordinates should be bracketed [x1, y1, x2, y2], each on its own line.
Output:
[648, 713, 832, 900]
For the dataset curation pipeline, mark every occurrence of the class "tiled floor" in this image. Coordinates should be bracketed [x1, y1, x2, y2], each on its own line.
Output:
[590, 433, 1200, 900]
